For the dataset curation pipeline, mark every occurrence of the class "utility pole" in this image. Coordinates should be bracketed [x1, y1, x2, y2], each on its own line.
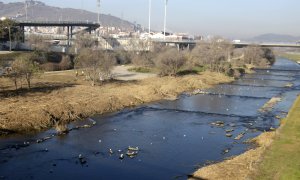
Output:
[148, 0, 151, 34]
[97, 0, 101, 24]
[163, 0, 168, 40]
[24, 0, 28, 20]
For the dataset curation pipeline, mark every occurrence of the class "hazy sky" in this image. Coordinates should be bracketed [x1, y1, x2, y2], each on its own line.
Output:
[2, 0, 300, 38]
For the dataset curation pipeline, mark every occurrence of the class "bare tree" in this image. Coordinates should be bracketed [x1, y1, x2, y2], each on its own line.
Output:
[242, 46, 275, 67]
[155, 47, 187, 76]
[7, 68, 20, 90]
[75, 49, 115, 86]
[131, 51, 155, 67]
[11, 53, 40, 89]
[74, 32, 96, 50]
[59, 55, 73, 70]
[191, 38, 233, 72]
[98, 52, 115, 80]
[27, 34, 51, 52]
[243, 45, 264, 65]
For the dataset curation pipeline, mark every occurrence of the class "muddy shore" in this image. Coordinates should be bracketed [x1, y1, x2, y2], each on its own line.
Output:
[0, 71, 232, 134]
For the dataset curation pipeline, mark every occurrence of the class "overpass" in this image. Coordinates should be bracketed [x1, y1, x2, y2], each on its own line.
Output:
[153, 39, 196, 50]
[17, 21, 100, 46]
[233, 43, 300, 48]
[154, 40, 300, 49]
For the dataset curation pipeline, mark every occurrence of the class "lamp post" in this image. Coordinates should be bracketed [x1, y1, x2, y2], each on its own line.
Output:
[97, 0, 101, 24]
[24, 0, 28, 21]
[97, 0, 101, 37]
[163, 0, 168, 40]
[148, 0, 151, 34]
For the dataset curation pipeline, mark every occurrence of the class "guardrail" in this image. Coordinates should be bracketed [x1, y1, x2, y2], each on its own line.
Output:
[18, 20, 99, 25]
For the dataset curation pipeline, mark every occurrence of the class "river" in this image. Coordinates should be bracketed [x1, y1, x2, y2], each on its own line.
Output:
[0, 58, 299, 180]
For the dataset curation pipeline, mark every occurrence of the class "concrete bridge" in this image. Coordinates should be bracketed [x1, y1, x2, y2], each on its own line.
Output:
[154, 40, 300, 49]
[17, 21, 100, 46]
[233, 43, 300, 48]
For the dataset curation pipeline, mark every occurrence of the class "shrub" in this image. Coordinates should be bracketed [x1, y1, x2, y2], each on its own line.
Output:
[131, 51, 155, 67]
[75, 49, 115, 86]
[155, 48, 186, 76]
[41, 63, 60, 71]
[59, 55, 73, 70]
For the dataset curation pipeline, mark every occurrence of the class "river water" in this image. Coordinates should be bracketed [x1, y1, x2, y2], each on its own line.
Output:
[0, 58, 299, 180]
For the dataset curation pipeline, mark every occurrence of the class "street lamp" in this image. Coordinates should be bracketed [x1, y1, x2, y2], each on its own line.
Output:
[24, 0, 28, 21]
[97, 0, 101, 37]
[163, 0, 168, 40]
[148, 0, 151, 34]
[97, 0, 101, 24]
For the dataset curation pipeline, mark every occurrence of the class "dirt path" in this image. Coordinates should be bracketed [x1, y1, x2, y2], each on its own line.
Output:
[112, 65, 157, 81]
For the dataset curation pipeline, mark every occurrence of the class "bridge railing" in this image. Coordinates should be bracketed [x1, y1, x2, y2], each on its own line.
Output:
[17, 21, 100, 26]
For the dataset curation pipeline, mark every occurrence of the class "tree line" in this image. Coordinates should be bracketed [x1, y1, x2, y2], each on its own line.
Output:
[0, 35, 275, 90]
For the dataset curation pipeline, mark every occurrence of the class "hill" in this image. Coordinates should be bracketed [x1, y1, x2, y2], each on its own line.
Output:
[0, 1, 134, 30]
[249, 33, 300, 43]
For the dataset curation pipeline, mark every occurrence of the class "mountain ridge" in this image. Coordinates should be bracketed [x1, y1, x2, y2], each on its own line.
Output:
[0, 1, 134, 30]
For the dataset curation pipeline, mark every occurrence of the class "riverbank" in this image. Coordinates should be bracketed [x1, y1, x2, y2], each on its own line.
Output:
[253, 94, 300, 179]
[190, 94, 300, 180]
[0, 71, 232, 135]
[279, 53, 300, 62]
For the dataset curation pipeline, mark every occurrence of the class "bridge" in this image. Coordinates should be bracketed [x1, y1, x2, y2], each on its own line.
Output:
[153, 39, 196, 50]
[233, 43, 300, 48]
[154, 40, 300, 49]
[17, 21, 100, 46]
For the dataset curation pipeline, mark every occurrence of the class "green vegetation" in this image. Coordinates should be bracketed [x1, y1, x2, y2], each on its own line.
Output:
[255, 95, 300, 179]
[280, 53, 300, 62]
[176, 66, 206, 76]
[0, 19, 23, 51]
[128, 67, 153, 73]
[0, 52, 27, 61]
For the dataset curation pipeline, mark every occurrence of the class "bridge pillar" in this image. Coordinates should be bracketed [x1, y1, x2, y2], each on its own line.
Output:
[70, 26, 73, 39]
[19, 25, 25, 43]
[67, 26, 70, 47]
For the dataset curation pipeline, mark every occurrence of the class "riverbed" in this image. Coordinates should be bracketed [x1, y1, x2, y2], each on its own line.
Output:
[0, 58, 299, 180]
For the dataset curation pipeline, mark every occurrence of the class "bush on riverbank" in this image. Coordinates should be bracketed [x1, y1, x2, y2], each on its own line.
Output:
[0, 36, 276, 91]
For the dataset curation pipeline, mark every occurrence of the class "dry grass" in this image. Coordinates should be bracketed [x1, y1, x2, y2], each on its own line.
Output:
[280, 53, 300, 62]
[253, 95, 300, 180]
[190, 132, 276, 180]
[0, 70, 232, 134]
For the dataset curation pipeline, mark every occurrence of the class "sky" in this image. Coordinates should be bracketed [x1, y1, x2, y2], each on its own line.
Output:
[2, 0, 300, 38]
